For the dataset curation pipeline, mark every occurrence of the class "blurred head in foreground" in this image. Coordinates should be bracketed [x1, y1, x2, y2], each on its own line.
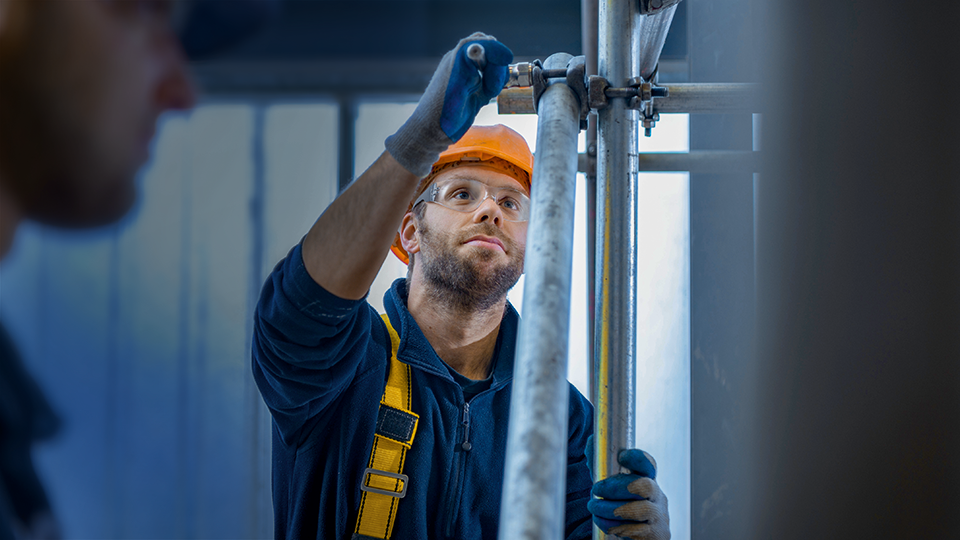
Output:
[0, 0, 277, 254]
[0, 0, 198, 238]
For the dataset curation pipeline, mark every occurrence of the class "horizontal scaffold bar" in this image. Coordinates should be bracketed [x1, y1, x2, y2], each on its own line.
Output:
[498, 82, 759, 115]
[577, 150, 760, 174]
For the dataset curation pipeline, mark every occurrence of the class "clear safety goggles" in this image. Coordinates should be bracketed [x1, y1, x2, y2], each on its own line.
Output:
[413, 177, 530, 222]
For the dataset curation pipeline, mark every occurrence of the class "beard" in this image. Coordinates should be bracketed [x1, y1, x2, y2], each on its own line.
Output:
[418, 221, 525, 312]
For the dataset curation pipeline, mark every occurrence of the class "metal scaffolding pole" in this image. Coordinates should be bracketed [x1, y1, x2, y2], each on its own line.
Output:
[594, 0, 640, 538]
[581, 0, 599, 406]
[493, 2, 679, 536]
[656, 83, 760, 114]
[499, 82, 758, 116]
[498, 53, 584, 540]
[578, 150, 761, 174]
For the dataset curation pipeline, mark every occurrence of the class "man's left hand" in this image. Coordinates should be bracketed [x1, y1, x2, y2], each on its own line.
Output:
[587, 437, 670, 540]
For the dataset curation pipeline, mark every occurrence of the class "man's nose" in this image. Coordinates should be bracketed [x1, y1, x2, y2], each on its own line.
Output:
[157, 40, 197, 111]
[473, 196, 503, 226]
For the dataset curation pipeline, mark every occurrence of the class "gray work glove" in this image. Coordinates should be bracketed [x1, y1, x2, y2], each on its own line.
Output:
[587, 436, 671, 540]
[385, 32, 513, 177]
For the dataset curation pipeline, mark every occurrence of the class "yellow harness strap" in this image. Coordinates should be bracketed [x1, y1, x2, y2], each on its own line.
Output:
[353, 314, 419, 540]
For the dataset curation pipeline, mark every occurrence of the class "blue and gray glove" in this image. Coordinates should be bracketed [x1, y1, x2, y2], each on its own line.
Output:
[385, 32, 513, 177]
[586, 435, 671, 540]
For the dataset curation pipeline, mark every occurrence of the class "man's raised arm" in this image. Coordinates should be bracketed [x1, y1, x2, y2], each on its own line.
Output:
[301, 33, 513, 300]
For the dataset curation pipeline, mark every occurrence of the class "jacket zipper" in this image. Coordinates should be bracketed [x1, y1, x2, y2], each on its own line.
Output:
[444, 401, 472, 537]
[460, 402, 472, 451]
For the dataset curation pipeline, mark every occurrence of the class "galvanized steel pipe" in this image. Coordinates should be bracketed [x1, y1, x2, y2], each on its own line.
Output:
[636, 3, 678, 82]
[498, 53, 584, 540]
[497, 83, 759, 117]
[578, 150, 761, 174]
[497, 87, 538, 115]
[656, 83, 761, 114]
[582, 0, 600, 406]
[637, 150, 760, 173]
[595, 0, 639, 538]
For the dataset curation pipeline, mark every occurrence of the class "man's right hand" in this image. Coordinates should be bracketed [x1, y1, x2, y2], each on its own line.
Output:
[302, 34, 512, 300]
[385, 33, 513, 178]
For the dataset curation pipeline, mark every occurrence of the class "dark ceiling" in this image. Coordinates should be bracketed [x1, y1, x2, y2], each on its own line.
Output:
[191, 0, 689, 95]
[219, 0, 686, 61]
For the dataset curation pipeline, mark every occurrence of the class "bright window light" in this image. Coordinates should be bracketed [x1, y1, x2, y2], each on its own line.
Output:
[636, 113, 691, 540]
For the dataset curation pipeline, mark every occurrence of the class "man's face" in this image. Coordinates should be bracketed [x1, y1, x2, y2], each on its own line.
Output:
[0, 0, 195, 227]
[411, 167, 528, 310]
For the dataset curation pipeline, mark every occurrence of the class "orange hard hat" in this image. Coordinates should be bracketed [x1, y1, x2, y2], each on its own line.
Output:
[390, 124, 534, 264]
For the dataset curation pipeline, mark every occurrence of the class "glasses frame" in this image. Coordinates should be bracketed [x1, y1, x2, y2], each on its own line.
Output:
[412, 177, 530, 222]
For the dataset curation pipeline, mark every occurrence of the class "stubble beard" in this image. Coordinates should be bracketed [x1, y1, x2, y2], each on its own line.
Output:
[418, 221, 524, 313]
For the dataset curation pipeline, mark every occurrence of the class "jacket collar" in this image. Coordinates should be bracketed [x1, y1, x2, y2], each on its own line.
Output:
[383, 278, 518, 388]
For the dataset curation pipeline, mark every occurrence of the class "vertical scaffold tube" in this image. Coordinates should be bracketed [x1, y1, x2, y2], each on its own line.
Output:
[498, 53, 583, 540]
[595, 0, 639, 539]
[581, 0, 600, 406]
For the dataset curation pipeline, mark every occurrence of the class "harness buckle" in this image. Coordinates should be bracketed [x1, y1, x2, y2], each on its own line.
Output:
[360, 468, 408, 499]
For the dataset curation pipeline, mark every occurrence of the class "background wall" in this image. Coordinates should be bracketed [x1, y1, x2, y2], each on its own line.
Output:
[0, 103, 338, 539]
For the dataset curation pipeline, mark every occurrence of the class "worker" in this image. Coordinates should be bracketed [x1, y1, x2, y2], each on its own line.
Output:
[252, 33, 671, 539]
[0, 1, 274, 538]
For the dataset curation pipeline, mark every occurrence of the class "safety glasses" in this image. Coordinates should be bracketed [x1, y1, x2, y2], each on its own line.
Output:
[413, 177, 530, 222]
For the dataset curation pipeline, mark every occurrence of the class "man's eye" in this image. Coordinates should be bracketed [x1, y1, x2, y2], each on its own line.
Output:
[500, 197, 521, 211]
[452, 190, 473, 201]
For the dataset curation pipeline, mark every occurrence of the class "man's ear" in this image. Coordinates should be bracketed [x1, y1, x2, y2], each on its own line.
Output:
[399, 212, 420, 256]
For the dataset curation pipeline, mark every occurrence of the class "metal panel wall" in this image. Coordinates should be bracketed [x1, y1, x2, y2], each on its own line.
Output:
[687, 0, 757, 537]
[0, 102, 338, 539]
[750, 1, 960, 537]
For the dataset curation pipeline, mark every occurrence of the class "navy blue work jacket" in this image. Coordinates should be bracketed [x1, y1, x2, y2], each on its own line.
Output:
[252, 244, 594, 539]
